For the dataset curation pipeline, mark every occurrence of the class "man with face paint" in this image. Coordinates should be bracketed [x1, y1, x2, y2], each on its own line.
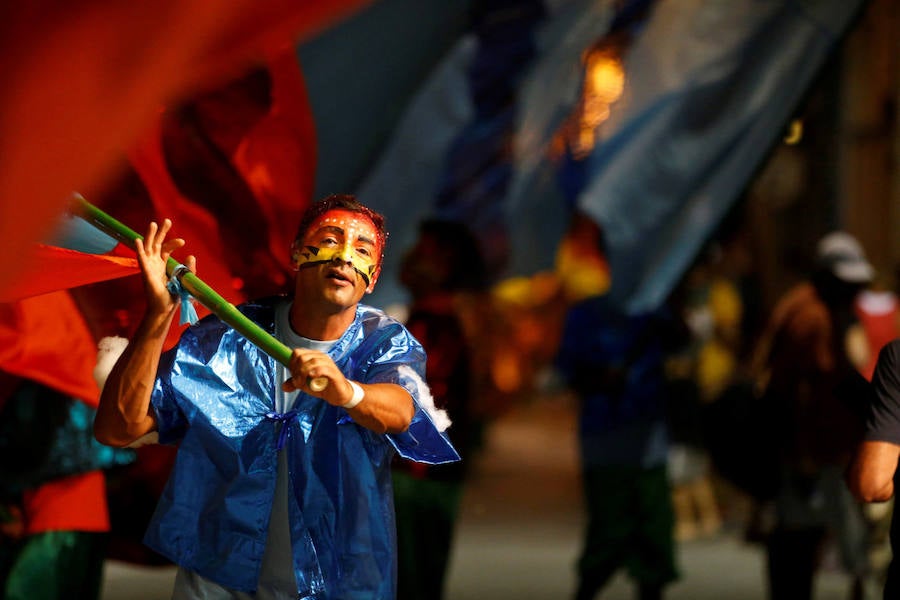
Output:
[94, 194, 459, 599]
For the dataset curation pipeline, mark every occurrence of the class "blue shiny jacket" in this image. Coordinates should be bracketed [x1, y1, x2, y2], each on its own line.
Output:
[144, 298, 459, 597]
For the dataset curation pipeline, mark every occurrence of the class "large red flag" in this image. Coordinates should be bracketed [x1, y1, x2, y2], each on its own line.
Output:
[0, 0, 369, 296]
[1, 45, 318, 407]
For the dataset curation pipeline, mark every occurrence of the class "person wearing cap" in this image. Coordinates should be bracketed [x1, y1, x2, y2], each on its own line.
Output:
[94, 194, 459, 599]
[749, 231, 875, 600]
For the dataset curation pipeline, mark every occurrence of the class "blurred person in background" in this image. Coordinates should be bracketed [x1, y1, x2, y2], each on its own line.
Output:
[557, 292, 683, 600]
[0, 368, 133, 600]
[392, 219, 488, 600]
[665, 244, 746, 541]
[751, 231, 875, 600]
[555, 221, 681, 600]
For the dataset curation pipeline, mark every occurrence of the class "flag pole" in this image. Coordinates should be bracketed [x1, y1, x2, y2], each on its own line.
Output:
[72, 196, 327, 391]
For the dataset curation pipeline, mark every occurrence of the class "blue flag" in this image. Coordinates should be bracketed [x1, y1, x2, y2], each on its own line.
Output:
[511, 0, 866, 313]
[353, 0, 865, 313]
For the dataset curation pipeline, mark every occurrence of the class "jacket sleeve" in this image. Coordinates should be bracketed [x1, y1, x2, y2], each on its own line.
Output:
[360, 318, 460, 465]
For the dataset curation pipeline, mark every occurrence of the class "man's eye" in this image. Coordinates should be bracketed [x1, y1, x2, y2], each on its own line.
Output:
[320, 237, 338, 246]
[357, 247, 371, 257]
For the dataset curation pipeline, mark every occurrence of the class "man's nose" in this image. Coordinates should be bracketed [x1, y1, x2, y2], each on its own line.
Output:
[332, 245, 354, 264]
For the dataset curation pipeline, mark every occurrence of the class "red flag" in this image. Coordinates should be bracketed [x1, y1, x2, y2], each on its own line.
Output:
[0, 245, 138, 304]
[0, 46, 318, 399]
[0, 291, 101, 406]
[0, 0, 369, 296]
[64, 48, 317, 351]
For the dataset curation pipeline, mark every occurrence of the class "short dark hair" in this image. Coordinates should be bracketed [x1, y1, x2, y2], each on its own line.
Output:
[294, 194, 387, 259]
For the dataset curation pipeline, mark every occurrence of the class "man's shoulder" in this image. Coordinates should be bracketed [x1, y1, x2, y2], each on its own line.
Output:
[356, 303, 404, 328]
[354, 304, 421, 352]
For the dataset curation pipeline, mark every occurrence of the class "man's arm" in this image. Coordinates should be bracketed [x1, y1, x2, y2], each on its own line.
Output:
[846, 440, 900, 503]
[337, 381, 415, 435]
[846, 340, 900, 503]
[93, 310, 171, 446]
[281, 348, 415, 434]
[94, 219, 190, 447]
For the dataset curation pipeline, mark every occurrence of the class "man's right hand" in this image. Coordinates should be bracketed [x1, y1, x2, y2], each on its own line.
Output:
[135, 219, 195, 316]
[94, 218, 192, 448]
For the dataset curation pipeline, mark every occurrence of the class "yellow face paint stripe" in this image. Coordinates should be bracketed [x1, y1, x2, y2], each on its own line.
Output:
[297, 246, 373, 285]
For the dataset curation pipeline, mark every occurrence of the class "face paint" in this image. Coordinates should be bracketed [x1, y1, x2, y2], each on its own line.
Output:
[293, 210, 383, 286]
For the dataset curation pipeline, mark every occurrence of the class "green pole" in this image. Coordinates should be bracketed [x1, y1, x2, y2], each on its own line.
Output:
[72, 196, 299, 369]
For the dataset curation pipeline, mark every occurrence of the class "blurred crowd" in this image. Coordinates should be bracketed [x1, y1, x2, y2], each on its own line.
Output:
[3, 205, 900, 600]
[4, 206, 900, 600]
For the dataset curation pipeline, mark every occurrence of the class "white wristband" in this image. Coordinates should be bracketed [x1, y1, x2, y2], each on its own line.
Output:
[342, 380, 364, 410]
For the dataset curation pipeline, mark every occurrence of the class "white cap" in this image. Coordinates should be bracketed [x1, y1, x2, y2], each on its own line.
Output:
[815, 231, 874, 284]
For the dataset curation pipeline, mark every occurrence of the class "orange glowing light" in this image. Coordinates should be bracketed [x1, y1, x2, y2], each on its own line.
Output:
[552, 40, 629, 160]
[587, 54, 625, 104]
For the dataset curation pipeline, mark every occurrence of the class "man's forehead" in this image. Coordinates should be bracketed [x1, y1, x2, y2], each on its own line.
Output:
[308, 210, 379, 238]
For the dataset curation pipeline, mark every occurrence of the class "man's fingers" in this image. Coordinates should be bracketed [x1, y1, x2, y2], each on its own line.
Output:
[143, 220, 180, 252]
[144, 221, 159, 247]
[154, 219, 172, 250]
[284, 350, 333, 394]
[281, 375, 329, 394]
[139, 219, 187, 266]
[161, 238, 186, 255]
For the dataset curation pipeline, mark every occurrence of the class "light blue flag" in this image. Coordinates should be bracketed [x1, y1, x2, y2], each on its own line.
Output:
[353, 0, 864, 314]
[358, 37, 478, 309]
[520, 0, 866, 313]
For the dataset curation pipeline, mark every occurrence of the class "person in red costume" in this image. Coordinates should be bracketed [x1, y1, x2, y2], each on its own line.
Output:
[392, 219, 488, 600]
